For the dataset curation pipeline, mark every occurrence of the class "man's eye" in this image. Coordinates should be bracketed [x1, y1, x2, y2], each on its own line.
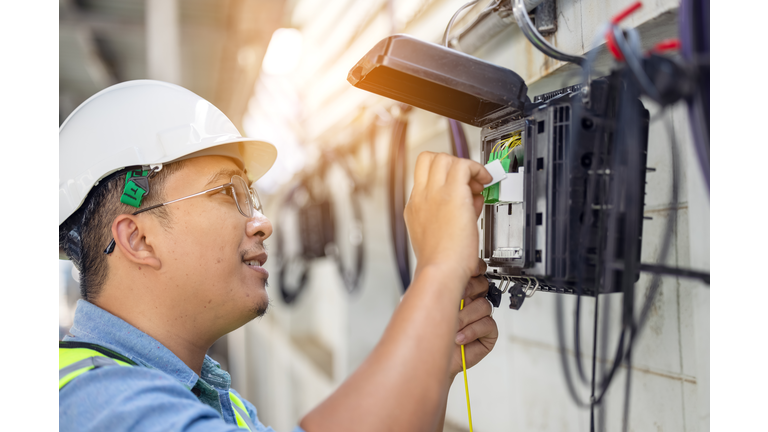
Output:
[217, 188, 234, 198]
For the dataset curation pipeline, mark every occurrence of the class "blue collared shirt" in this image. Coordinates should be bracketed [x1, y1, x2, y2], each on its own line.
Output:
[61, 300, 305, 432]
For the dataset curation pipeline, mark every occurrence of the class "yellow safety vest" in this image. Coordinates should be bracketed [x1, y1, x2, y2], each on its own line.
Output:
[59, 341, 257, 431]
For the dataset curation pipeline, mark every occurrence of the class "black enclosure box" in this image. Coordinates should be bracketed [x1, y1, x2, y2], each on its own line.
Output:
[347, 34, 529, 127]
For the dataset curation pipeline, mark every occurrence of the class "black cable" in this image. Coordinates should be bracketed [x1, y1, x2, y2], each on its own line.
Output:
[588, 109, 615, 429]
[574, 296, 589, 384]
[276, 147, 371, 302]
[555, 294, 590, 408]
[638, 263, 709, 285]
[331, 153, 367, 295]
[579, 58, 662, 425]
[595, 327, 626, 403]
[388, 106, 412, 292]
[617, 67, 645, 432]
[592, 69, 640, 405]
[604, 31, 692, 422]
[557, 23, 616, 405]
[511, 0, 585, 66]
[595, 99, 681, 407]
[633, 112, 680, 334]
[596, 287, 611, 432]
[278, 256, 310, 304]
[555, 25, 609, 413]
[589, 278, 601, 432]
[275, 183, 311, 305]
[365, 120, 378, 193]
[621, 333, 634, 432]
[523, 15, 690, 429]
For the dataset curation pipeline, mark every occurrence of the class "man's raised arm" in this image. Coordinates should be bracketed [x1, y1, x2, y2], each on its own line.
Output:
[300, 152, 496, 432]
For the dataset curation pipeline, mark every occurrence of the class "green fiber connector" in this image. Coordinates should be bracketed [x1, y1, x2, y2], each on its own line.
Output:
[483, 151, 512, 204]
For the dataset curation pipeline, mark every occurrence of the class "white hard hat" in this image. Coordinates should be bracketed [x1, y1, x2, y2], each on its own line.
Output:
[59, 80, 277, 227]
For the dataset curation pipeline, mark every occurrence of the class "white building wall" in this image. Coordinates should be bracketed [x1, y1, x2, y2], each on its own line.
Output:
[230, 1, 710, 431]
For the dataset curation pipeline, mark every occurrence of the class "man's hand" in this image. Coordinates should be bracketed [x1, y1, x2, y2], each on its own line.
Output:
[449, 259, 498, 377]
[404, 152, 492, 282]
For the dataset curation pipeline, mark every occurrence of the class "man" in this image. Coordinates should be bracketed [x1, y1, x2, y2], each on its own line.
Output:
[59, 80, 497, 432]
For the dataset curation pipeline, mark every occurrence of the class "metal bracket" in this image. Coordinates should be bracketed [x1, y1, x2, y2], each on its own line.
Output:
[534, 0, 557, 36]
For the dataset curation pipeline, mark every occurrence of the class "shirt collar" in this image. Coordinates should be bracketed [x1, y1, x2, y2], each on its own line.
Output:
[65, 299, 221, 390]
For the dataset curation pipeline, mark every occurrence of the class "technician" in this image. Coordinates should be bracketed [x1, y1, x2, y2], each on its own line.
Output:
[59, 80, 498, 432]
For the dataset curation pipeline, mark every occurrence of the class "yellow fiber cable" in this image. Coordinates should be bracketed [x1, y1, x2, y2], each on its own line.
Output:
[459, 299, 473, 432]
[490, 137, 507, 156]
[500, 134, 522, 160]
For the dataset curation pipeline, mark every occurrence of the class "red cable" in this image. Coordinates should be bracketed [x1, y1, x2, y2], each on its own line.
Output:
[652, 39, 681, 53]
[605, 1, 643, 61]
[611, 1, 642, 25]
[606, 31, 624, 61]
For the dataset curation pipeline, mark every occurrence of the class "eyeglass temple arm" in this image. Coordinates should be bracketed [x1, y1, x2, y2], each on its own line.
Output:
[104, 185, 232, 255]
[104, 202, 166, 253]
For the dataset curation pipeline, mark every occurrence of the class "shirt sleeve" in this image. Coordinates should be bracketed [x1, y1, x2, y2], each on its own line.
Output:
[228, 388, 307, 432]
[60, 366, 247, 432]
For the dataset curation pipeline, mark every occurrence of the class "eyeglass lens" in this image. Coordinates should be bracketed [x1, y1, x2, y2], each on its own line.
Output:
[231, 176, 262, 218]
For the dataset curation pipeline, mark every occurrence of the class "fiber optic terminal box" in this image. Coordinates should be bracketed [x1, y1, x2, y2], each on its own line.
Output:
[479, 80, 649, 295]
[349, 34, 649, 295]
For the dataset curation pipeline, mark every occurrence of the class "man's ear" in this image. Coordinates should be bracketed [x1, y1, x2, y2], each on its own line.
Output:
[111, 215, 162, 270]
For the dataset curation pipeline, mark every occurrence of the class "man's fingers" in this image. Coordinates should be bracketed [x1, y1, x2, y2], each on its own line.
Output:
[472, 258, 487, 278]
[457, 295, 492, 330]
[455, 316, 498, 345]
[469, 179, 485, 195]
[413, 151, 437, 190]
[473, 194, 485, 218]
[446, 158, 493, 190]
[461, 334, 498, 366]
[425, 152, 454, 190]
[464, 276, 489, 301]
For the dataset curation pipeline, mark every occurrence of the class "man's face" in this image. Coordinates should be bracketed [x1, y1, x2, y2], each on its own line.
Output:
[148, 155, 272, 333]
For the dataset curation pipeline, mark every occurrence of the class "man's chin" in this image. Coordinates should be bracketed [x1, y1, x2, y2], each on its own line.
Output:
[248, 288, 270, 318]
[251, 298, 269, 318]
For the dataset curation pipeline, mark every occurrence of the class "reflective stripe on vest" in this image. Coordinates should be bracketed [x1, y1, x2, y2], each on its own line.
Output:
[59, 344, 257, 431]
[59, 346, 133, 389]
[230, 392, 259, 431]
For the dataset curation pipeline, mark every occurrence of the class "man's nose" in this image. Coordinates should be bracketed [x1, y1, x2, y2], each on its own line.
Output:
[246, 211, 273, 241]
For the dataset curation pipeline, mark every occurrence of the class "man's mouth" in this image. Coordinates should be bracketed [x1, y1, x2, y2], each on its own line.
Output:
[242, 251, 269, 278]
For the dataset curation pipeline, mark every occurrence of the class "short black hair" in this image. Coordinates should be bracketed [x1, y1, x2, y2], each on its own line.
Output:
[59, 161, 186, 302]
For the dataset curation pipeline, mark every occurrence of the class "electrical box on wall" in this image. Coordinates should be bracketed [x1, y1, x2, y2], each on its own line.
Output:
[349, 34, 650, 296]
[479, 77, 649, 295]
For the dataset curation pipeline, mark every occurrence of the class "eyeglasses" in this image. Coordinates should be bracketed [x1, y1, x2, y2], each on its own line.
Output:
[104, 175, 262, 254]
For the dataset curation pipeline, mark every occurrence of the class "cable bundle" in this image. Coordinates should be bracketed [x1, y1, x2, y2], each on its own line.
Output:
[482, 131, 522, 204]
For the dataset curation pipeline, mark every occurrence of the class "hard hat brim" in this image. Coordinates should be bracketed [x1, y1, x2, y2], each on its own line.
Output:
[236, 138, 279, 183]
[176, 137, 279, 183]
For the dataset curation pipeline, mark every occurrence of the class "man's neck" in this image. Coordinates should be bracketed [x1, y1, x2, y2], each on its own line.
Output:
[94, 295, 214, 375]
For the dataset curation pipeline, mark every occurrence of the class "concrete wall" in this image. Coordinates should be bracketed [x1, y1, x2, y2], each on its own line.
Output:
[230, 1, 710, 431]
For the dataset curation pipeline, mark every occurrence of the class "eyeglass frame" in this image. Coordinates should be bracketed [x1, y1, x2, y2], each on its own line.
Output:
[104, 175, 263, 254]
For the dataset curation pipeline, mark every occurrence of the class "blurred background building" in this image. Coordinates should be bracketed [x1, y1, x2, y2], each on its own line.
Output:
[59, 1, 710, 431]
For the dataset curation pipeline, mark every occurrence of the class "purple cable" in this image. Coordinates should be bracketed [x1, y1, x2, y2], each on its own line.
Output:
[448, 118, 470, 159]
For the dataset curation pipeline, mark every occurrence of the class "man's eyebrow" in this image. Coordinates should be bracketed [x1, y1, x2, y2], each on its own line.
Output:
[204, 168, 247, 187]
